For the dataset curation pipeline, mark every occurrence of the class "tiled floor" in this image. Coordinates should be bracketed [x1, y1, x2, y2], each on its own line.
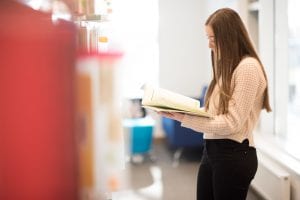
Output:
[113, 139, 264, 200]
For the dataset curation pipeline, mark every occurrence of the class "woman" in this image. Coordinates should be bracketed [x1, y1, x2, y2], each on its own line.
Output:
[158, 8, 272, 200]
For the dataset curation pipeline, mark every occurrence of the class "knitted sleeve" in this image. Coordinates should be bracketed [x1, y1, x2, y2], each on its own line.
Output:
[181, 63, 262, 136]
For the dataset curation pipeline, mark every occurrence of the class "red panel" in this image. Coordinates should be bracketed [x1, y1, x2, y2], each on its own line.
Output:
[0, 1, 78, 199]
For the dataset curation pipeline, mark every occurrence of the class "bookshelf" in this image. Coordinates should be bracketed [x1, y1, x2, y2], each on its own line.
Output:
[73, 1, 126, 199]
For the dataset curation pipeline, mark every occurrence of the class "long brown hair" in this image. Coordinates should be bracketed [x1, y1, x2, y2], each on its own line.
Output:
[204, 8, 272, 114]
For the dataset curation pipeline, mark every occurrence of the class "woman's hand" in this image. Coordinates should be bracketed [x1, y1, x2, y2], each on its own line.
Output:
[157, 111, 185, 122]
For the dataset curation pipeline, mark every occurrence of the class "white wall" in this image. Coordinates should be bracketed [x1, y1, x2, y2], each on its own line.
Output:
[158, 0, 210, 97]
[158, 0, 244, 97]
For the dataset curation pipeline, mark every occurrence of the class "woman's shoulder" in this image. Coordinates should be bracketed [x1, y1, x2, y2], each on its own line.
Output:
[234, 56, 262, 74]
[238, 56, 260, 66]
[233, 56, 265, 81]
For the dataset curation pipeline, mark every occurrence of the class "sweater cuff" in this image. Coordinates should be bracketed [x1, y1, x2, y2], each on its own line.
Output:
[180, 114, 196, 128]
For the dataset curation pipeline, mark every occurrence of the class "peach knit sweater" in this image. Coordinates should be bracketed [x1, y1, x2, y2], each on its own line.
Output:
[181, 57, 267, 147]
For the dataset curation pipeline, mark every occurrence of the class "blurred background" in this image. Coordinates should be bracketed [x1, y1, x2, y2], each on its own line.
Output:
[0, 0, 300, 200]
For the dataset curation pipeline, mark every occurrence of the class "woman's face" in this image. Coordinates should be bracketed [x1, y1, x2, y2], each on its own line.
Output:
[205, 25, 215, 50]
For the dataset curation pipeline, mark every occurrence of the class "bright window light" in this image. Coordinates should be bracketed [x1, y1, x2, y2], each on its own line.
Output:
[112, 0, 159, 99]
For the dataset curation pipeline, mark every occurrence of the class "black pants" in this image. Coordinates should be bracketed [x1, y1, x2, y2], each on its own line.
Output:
[197, 139, 258, 200]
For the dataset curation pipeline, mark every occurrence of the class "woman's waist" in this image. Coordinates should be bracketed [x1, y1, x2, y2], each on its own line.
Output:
[203, 138, 255, 155]
[203, 133, 255, 147]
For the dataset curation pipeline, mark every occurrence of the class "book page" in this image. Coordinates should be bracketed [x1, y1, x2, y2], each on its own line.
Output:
[141, 84, 200, 113]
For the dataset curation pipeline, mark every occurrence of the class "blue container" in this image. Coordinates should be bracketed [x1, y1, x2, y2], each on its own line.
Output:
[123, 117, 155, 154]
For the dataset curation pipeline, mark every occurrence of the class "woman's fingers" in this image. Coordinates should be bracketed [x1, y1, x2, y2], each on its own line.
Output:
[156, 111, 184, 122]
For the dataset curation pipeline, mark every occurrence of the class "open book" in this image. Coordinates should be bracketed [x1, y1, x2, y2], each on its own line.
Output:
[141, 84, 212, 118]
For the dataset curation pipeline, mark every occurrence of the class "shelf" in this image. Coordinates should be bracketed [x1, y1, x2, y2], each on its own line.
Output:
[75, 14, 110, 22]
